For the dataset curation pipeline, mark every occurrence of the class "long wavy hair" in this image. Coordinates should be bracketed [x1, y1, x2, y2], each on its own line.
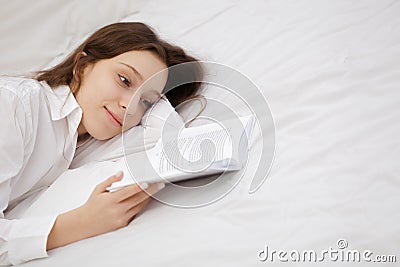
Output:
[34, 22, 203, 108]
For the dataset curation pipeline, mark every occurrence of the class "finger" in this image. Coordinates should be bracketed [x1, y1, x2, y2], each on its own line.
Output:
[126, 197, 152, 223]
[94, 171, 124, 194]
[112, 182, 151, 202]
[121, 182, 165, 206]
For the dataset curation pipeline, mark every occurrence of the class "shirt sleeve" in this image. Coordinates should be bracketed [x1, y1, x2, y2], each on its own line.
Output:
[0, 87, 58, 266]
[0, 215, 58, 266]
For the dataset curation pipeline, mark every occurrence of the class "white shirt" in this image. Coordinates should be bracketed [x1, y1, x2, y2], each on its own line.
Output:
[0, 76, 82, 265]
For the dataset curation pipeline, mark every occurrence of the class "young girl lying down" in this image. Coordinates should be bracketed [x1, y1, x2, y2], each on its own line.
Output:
[0, 22, 202, 265]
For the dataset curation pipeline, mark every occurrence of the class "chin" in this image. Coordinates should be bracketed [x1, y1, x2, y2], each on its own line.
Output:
[88, 129, 119, 141]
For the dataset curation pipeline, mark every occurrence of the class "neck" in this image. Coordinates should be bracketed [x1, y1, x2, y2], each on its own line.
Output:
[76, 132, 92, 148]
[77, 122, 88, 137]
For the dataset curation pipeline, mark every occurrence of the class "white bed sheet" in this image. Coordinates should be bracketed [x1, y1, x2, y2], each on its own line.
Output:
[0, 0, 399, 266]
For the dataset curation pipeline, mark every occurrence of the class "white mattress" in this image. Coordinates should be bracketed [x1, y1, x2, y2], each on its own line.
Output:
[1, 0, 399, 266]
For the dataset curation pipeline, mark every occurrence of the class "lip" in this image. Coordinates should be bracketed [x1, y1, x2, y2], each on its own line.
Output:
[104, 107, 122, 127]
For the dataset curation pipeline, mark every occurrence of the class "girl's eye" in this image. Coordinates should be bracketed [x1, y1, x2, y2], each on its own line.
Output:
[141, 98, 153, 109]
[118, 74, 131, 87]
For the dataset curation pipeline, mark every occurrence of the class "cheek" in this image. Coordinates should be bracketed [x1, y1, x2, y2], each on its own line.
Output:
[100, 84, 121, 103]
[126, 95, 148, 117]
[123, 111, 145, 131]
[87, 75, 119, 101]
[124, 104, 149, 131]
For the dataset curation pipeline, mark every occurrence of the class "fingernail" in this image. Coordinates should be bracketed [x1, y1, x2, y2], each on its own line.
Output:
[140, 182, 149, 190]
[115, 170, 123, 177]
[157, 182, 165, 190]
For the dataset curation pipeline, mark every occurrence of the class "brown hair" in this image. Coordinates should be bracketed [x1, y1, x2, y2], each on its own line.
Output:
[34, 22, 202, 107]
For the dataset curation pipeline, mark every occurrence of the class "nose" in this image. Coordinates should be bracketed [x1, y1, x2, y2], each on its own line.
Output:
[119, 99, 128, 111]
[119, 87, 133, 108]
[120, 91, 140, 115]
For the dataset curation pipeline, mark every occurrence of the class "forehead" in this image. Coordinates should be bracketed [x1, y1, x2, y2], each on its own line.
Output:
[111, 50, 168, 82]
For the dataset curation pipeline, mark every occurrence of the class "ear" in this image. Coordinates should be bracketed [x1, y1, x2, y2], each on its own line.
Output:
[73, 51, 88, 64]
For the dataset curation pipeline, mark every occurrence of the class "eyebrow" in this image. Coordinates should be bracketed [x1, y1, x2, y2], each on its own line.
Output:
[118, 62, 144, 82]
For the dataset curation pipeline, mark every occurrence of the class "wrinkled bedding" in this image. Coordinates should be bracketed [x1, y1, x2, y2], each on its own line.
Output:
[0, 0, 399, 266]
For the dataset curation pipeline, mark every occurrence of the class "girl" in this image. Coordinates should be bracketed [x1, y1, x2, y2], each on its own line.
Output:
[0, 22, 202, 265]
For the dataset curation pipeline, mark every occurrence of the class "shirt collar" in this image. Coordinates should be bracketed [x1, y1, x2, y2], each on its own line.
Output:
[40, 81, 82, 121]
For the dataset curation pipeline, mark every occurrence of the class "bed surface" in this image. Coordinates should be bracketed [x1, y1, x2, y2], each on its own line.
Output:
[1, 0, 399, 266]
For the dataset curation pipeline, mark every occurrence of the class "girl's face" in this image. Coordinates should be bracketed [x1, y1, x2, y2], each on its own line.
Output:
[76, 50, 168, 140]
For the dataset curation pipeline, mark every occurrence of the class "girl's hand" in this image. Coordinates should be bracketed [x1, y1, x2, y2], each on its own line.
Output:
[47, 171, 165, 251]
[78, 171, 165, 237]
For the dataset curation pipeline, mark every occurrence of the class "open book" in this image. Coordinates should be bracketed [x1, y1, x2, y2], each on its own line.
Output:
[107, 115, 255, 191]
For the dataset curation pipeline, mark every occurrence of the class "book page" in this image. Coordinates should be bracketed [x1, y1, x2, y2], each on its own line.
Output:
[107, 115, 254, 190]
[157, 126, 232, 175]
